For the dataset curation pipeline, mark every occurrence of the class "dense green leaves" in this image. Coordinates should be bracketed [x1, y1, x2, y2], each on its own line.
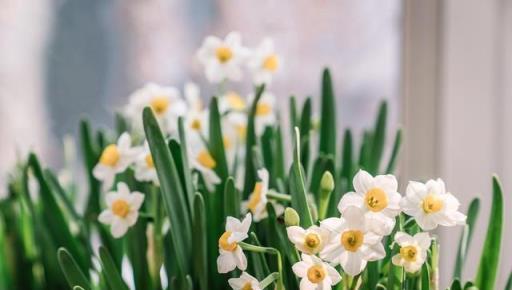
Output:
[475, 176, 504, 290]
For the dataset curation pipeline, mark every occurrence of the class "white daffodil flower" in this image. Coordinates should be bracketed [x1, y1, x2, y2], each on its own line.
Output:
[187, 136, 220, 190]
[391, 231, 432, 273]
[249, 91, 276, 135]
[217, 213, 252, 273]
[125, 83, 187, 135]
[93, 133, 139, 191]
[242, 168, 284, 222]
[228, 272, 262, 290]
[197, 32, 249, 83]
[133, 141, 158, 185]
[98, 182, 145, 238]
[184, 82, 202, 112]
[287, 225, 330, 255]
[292, 253, 342, 290]
[400, 179, 466, 231]
[320, 206, 386, 276]
[247, 38, 281, 85]
[219, 91, 247, 115]
[338, 170, 401, 236]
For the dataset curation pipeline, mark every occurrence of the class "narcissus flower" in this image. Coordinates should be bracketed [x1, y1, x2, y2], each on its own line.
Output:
[247, 38, 281, 85]
[98, 182, 145, 238]
[188, 137, 220, 189]
[134, 141, 158, 185]
[125, 83, 187, 134]
[292, 253, 341, 290]
[391, 232, 431, 273]
[250, 92, 276, 135]
[228, 272, 262, 290]
[93, 133, 139, 191]
[338, 170, 401, 236]
[287, 225, 330, 255]
[242, 168, 284, 222]
[400, 179, 466, 230]
[197, 32, 249, 83]
[320, 207, 385, 276]
[217, 213, 252, 273]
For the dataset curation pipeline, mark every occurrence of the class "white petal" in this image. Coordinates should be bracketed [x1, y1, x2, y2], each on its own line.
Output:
[125, 211, 139, 227]
[394, 232, 413, 246]
[365, 242, 386, 261]
[373, 174, 398, 193]
[117, 132, 132, 149]
[217, 251, 236, 273]
[341, 251, 366, 276]
[406, 181, 427, 199]
[292, 261, 309, 277]
[337, 192, 364, 214]
[343, 207, 366, 229]
[116, 182, 130, 196]
[320, 217, 345, 233]
[326, 264, 342, 285]
[129, 192, 145, 210]
[234, 247, 247, 271]
[353, 170, 373, 194]
[391, 254, 403, 267]
[98, 210, 114, 224]
[414, 232, 432, 250]
[299, 278, 315, 290]
[111, 219, 129, 238]
[287, 226, 306, 245]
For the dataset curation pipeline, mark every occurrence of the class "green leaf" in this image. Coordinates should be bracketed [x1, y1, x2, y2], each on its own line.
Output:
[299, 97, 312, 172]
[80, 119, 101, 221]
[454, 198, 480, 279]
[319, 68, 337, 157]
[421, 264, 430, 290]
[289, 96, 299, 133]
[224, 177, 240, 217]
[178, 117, 196, 212]
[475, 176, 504, 290]
[505, 272, 512, 290]
[125, 221, 152, 290]
[209, 97, 229, 180]
[243, 85, 265, 197]
[340, 129, 354, 183]
[273, 122, 286, 184]
[289, 127, 313, 227]
[261, 127, 275, 183]
[28, 154, 89, 272]
[99, 246, 129, 290]
[192, 193, 208, 290]
[0, 215, 12, 289]
[450, 279, 462, 290]
[143, 107, 191, 277]
[358, 130, 372, 169]
[368, 101, 387, 174]
[385, 128, 402, 174]
[57, 248, 91, 290]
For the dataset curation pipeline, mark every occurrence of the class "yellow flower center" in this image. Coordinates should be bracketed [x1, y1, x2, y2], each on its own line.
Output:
[226, 92, 246, 111]
[236, 125, 247, 139]
[422, 194, 443, 213]
[307, 265, 326, 284]
[223, 136, 232, 150]
[241, 283, 253, 290]
[197, 150, 216, 169]
[341, 230, 364, 252]
[191, 118, 202, 131]
[99, 144, 120, 167]
[112, 199, 130, 218]
[256, 103, 272, 116]
[262, 54, 279, 72]
[304, 233, 321, 250]
[150, 96, 170, 115]
[219, 231, 237, 252]
[216, 46, 233, 63]
[399, 245, 418, 262]
[364, 187, 388, 212]
[247, 182, 264, 213]
[145, 154, 154, 168]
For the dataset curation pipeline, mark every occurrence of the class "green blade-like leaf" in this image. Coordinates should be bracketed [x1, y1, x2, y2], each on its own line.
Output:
[340, 129, 353, 183]
[143, 107, 191, 277]
[475, 176, 504, 290]
[192, 193, 208, 290]
[261, 127, 275, 183]
[28, 154, 89, 271]
[385, 128, 402, 174]
[319, 68, 336, 157]
[421, 264, 430, 290]
[274, 122, 286, 184]
[243, 85, 265, 197]
[224, 177, 240, 217]
[289, 127, 313, 227]
[505, 272, 512, 290]
[299, 97, 312, 172]
[178, 117, 196, 213]
[57, 248, 91, 290]
[99, 246, 129, 290]
[209, 97, 229, 180]
[368, 101, 387, 174]
[125, 221, 152, 290]
[289, 96, 299, 134]
[0, 215, 12, 290]
[453, 198, 480, 279]
[80, 119, 101, 221]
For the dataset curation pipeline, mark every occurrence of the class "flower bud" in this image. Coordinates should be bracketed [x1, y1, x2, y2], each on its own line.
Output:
[284, 207, 300, 227]
[320, 171, 335, 193]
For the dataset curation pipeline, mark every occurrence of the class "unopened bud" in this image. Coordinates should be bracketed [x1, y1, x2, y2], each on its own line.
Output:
[284, 207, 300, 227]
[320, 171, 335, 193]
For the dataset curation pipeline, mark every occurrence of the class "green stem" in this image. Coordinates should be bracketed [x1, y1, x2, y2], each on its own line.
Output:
[267, 191, 292, 202]
[260, 272, 280, 289]
[318, 189, 331, 220]
[239, 243, 284, 290]
[430, 238, 439, 290]
[349, 274, 361, 290]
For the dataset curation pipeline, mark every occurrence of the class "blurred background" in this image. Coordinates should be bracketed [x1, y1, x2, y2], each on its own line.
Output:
[0, 0, 510, 288]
